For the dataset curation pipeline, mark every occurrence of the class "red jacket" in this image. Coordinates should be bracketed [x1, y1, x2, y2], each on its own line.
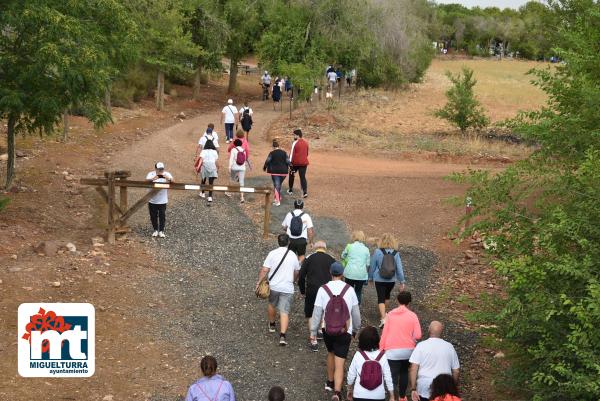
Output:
[290, 138, 309, 166]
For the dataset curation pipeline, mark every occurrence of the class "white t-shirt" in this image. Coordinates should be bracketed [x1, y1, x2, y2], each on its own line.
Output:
[282, 210, 314, 239]
[238, 106, 253, 116]
[409, 338, 460, 398]
[145, 171, 173, 204]
[198, 131, 220, 148]
[222, 105, 237, 124]
[229, 147, 246, 171]
[347, 350, 394, 400]
[262, 247, 300, 294]
[313, 280, 358, 334]
[200, 149, 218, 170]
[327, 71, 338, 82]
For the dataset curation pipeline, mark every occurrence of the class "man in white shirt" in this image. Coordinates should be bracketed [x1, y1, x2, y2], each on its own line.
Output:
[196, 124, 219, 155]
[310, 262, 361, 401]
[327, 70, 338, 93]
[261, 71, 271, 100]
[145, 162, 173, 238]
[408, 321, 460, 401]
[256, 234, 300, 346]
[282, 199, 314, 263]
[220, 99, 238, 143]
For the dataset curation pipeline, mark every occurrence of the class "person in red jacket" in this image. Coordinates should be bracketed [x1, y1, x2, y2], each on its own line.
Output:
[287, 129, 309, 198]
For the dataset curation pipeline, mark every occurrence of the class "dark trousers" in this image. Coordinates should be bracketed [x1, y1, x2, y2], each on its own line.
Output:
[225, 123, 234, 141]
[148, 203, 166, 231]
[271, 175, 285, 201]
[344, 278, 366, 304]
[201, 177, 216, 197]
[388, 359, 410, 399]
[289, 165, 307, 194]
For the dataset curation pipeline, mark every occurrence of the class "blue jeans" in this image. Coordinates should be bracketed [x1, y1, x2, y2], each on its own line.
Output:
[225, 123, 234, 141]
[344, 278, 366, 304]
[271, 175, 285, 201]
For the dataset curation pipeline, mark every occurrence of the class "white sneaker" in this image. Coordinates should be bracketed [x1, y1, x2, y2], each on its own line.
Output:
[224, 192, 232, 198]
[152, 231, 158, 237]
[208, 196, 213, 202]
[158, 231, 166, 238]
[274, 200, 281, 206]
[199, 192, 206, 198]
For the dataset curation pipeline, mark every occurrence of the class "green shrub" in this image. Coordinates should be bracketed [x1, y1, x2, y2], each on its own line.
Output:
[0, 196, 9, 211]
[434, 67, 489, 134]
[111, 64, 155, 108]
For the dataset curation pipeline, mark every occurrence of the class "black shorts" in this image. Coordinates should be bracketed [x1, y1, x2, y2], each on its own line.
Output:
[304, 292, 317, 318]
[323, 331, 352, 359]
[375, 281, 395, 304]
[288, 238, 307, 257]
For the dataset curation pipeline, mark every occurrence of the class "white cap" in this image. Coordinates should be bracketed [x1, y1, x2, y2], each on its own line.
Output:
[227, 99, 233, 104]
[264, 71, 268, 75]
[155, 162, 165, 169]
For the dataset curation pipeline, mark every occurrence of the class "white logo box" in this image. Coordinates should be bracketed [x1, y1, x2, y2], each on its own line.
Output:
[18, 303, 95, 377]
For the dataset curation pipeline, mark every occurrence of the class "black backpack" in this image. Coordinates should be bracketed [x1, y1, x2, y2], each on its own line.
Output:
[240, 108, 252, 127]
[379, 248, 397, 279]
[289, 212, 305, 237]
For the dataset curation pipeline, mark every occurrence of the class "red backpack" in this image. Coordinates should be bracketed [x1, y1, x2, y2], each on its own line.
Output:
[235, 146, 247, 166]
[323, 284, 351, 336]
[359, 350, 385, 390]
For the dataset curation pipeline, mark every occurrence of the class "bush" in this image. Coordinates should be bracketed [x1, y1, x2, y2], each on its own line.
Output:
[0, 196, 9, 211]
[434, 67, 489, 134]
[111, 64, 156, 108]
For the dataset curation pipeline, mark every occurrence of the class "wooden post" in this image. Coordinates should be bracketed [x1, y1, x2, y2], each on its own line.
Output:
[263, 191, 272, 239]
[107, 172, 116, 244]
[119, 186, 128, 213]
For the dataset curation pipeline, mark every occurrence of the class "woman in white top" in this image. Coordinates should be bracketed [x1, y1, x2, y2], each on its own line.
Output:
[228, 138, 247, 204]
[347, 326, 395, 401]
[199, 139, 219, 204]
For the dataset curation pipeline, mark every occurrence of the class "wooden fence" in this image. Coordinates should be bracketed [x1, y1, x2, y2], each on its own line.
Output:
[81, 170, 272, 244]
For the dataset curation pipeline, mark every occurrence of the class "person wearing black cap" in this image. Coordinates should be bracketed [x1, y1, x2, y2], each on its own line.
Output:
[288, 129, 309, 198]
[145, 162, 173, 238]
[310, 261, 361, 401]
[281, 199, 314, 263]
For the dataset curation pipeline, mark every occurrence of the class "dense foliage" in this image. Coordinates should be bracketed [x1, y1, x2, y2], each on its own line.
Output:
[434, 67, 489, 134]
[432, 1, 556, 60]
[452, 1, 600, 399]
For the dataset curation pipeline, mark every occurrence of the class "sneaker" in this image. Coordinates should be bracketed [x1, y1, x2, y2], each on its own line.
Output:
[279, 334, 287, 346]
[325, 381, 334, 392]
[331, 392, 341, 401]
[303, 193, 308, 198]
[379, 319, 385, 329]
[199, 192, 206, 198]
[309, 341, 318, 352]
[151, 231, 159, 238]
[274, 200, 281, 206]
[224, 192, 232, 198]
[207, 196, 213, 203]
[316, 331, 324, 341]
[268, 322, 276, 333]
[158, 231, 166, 238]
[240, 198, 245, 204]
[286, 189, 293, 195]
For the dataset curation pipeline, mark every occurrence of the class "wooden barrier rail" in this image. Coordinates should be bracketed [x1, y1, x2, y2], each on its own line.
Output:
[81, 170, 272, 244]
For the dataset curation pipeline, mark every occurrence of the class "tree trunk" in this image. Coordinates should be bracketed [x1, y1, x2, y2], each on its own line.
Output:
[63, 109, 69, 142]
[227, 58, 238, 94]
[5, 114, 16, 189]
[193, 65, 202, 101]
[105, 86, 112, 118]
[156, 70, 165, 110]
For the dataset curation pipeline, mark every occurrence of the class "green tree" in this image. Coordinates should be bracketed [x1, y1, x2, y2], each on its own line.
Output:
[125, 0, 200, 110]
[0, 0, 136, 187]
[452, 2, 600, 399]
[434, 67, 489, 134]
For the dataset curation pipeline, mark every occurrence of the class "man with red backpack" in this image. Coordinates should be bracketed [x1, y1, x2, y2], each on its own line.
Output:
[310, 262, 361, 401]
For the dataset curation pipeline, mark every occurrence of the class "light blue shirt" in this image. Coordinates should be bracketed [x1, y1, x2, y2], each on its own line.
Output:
[342, 241, 370, 281]
[369, 248, 405, 283]
[185, 375, 236, 401]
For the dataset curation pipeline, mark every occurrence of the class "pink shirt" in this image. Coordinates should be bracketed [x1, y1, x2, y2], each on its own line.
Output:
[227, 137, 250, 158]
[379, 305, 422, 351]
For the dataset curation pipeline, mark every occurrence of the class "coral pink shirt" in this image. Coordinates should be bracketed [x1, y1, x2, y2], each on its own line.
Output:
[432, 395, 461, 401]
[379, 305, 422, 351]
[227, 137, 250, 158]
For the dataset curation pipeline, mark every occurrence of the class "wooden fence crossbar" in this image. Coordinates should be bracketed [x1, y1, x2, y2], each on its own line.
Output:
[80, 173, 272, 244]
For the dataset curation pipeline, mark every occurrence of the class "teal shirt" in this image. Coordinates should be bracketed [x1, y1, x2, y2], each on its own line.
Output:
[342, 241, 370, 280]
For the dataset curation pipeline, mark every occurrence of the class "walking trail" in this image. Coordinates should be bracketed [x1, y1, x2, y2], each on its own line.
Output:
[108, 99, 477, 401]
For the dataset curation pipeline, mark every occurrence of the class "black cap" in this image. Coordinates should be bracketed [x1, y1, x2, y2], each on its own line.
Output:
[294, 199, 304, 209]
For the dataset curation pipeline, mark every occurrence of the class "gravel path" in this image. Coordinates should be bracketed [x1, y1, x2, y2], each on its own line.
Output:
[132, 191, 476, 401]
